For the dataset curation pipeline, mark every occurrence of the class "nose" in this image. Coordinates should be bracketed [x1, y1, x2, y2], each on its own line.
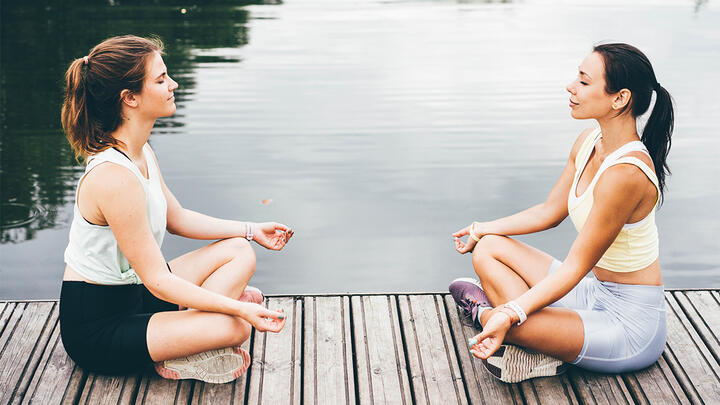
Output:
[169, 76, 179, 91]
[566, 80, 576, 94]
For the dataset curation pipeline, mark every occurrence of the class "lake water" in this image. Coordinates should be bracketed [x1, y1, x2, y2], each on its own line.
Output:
[1, 0, 719, 299]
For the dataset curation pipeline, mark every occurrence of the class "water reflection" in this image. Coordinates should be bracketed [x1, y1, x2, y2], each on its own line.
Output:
[0, 0, 269, 242]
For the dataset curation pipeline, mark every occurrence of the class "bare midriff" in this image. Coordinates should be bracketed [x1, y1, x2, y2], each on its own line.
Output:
[63, 265, 100, 284]
[592, 259, 663, 286]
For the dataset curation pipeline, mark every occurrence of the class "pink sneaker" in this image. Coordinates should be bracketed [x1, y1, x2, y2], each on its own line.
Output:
[239, 286, 264, 304]
[155, 346, 251, 384]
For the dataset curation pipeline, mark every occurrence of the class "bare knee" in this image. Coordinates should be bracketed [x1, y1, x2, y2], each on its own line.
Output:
[471, 235, 506, 276]
[220, 237, 256, 272]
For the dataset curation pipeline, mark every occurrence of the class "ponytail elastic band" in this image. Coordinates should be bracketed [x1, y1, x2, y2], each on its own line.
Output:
[83, 56, 89, 65]
[654, 82, 661, 90]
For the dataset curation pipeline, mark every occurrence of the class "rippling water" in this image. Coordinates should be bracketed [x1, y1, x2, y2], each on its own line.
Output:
[1, 0, 719, 298]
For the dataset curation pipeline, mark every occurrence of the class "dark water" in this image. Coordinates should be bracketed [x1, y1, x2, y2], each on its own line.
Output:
[1, 0, 719, 299]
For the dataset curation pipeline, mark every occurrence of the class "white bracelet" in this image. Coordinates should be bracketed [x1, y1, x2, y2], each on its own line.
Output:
[245, 222, 254, 241]
[504, 300, 527, 325]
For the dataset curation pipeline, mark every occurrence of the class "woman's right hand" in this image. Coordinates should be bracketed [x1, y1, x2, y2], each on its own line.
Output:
[452, 223, 483, 254]
[240, 303, 286, 333]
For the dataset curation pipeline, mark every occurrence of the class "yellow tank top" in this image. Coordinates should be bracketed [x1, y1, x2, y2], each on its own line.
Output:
[567, 128, 660, 272]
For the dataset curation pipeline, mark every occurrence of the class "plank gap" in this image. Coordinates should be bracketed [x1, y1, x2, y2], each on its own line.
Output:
[346, 296, 362, 405]
[395, 295, 420, 405]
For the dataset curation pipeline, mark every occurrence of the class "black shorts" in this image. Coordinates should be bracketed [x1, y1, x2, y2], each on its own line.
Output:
[59, 281, 178, 374]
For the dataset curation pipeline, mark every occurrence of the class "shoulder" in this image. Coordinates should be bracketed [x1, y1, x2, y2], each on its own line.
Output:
[569, 127, 597, 162]
[83, 161, 145, 202]
[594, 162, 648, 207]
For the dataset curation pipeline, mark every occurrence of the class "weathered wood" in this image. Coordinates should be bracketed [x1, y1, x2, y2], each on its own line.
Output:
[246, 297, 302, 405]
[675, 291, 720, 366]
[566, 366, 633, 404]
[622, 353, 690, 405]
[303, 296, 355, 405]
[189, 338, 251, 405]
[4, 291, 720, 404]
[20, 322, 86, 405]
[352, 295, 413, 405]
[0, 302, 57, 405]
[77, 373, 140, 404]
[443, 295, 522, 405]
[664, 292, 720, 403]
[398, 294, 467, 405]
[520, 374, 579, 405]
[134, 373, 192, 404]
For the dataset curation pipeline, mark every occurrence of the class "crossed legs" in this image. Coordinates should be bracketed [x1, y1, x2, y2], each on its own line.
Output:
[471, 235, 584, 363]
[146, 237, 257, 362]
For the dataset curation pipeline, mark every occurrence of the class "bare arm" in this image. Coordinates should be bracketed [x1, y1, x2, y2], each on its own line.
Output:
[90, 164, 281, 326]
[469, 163, 649, 358]
[454, 128, 594, 253]
[147, 147, 293, 248]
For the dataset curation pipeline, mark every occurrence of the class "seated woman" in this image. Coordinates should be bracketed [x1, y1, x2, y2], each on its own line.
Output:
[59, 35, 293, 383]
[450, 43, 673, 383]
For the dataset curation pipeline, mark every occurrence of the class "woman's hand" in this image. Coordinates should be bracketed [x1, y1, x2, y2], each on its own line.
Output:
[253, 222, 294, 251]
[452, 222, 483, 254]
[468, 308, 512, 359]
[241, 303, 287, 333]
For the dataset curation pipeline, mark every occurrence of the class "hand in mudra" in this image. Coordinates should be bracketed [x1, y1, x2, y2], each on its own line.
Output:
[253, 222, 294, 251]
[468, 308, 512, 359]
[453, 222, 483, 254]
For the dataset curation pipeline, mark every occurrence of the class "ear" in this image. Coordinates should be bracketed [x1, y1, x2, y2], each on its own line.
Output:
[120, 89, 138, 108]
[612, 89, 631, 110]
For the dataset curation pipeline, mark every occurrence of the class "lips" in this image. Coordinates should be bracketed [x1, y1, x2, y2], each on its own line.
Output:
[569, 98, 579, 106]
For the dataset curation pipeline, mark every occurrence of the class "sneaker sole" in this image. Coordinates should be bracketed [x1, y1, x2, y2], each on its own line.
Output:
[239, 286, 264, 304]
[155, 346, 251, 384]
[482, 345, 567, 383]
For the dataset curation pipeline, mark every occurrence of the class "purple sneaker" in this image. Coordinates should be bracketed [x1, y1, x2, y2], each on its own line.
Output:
[449, 278, 492, 327]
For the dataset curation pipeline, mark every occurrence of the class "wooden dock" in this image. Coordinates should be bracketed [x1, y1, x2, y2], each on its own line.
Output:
[2, 289, 719, 404]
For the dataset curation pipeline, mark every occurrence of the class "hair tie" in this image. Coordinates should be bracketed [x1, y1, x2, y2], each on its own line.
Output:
[654, 81, 661, 90]
[83, 56, 89, 65]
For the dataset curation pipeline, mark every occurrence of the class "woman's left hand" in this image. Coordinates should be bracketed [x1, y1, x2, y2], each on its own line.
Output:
[253, 222, 294, 251]
[468, 308, 513, 359]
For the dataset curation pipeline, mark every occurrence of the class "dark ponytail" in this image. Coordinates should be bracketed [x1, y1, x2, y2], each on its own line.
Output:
[593, 43, 674, 204]
[61, 35, 164, 161]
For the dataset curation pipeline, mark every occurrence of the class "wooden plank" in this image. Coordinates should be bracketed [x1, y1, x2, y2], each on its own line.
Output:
[443, 295, 522, 405]
[664, 292, 720, 403]
[622, 353, 690, 405]
[246, 297, 302, 405]
[398, 294, 467, 405]
[676, 291, 720, 365]
[0, 301, 14, 334]
[352, 295, 413, 405]
[134, 372, 192, 404]
[20, 320, 87, 405]
[0, 302, 57, 405]
[189, 338, 252, 405]
[77, 373, 140, 404]
[303, 296, 355, 405]
[566, 368, 633, 405]
[520, 374, 579, 405]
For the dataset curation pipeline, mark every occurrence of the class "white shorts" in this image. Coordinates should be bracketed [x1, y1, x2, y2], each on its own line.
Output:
[547, 260, 667, 373]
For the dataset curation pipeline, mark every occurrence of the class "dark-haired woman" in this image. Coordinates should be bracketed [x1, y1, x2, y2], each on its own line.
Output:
[60, 35, 292, 383]
[450, 43, 673, 382]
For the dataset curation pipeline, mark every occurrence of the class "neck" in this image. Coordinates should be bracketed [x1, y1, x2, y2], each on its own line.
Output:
[596, 113, 639, 154]
[111, 114, 155, 160]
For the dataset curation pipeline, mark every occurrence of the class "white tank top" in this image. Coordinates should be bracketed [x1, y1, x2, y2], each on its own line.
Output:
[64, 144, 167, 285]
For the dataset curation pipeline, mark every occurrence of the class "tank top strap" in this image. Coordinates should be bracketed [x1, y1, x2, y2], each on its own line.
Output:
[76, 148, 148, 203]
[607, 156, 660, 202]
[575, 128, 602, 169]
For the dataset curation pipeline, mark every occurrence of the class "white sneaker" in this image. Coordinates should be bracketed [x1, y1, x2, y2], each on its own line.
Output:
[482, 345, 567, 383]
[154, 346, 251, 384]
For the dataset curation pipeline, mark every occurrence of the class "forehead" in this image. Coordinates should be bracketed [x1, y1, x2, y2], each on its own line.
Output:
[579, 52, 605, 78]
[146, 51, 166, 75]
